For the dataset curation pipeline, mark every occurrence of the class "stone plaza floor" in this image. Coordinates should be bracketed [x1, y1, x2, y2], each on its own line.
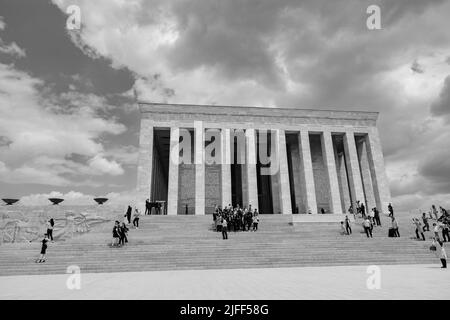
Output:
[0, 264, 449, 299]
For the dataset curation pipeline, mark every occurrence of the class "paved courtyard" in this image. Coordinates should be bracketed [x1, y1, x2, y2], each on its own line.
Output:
[1, 264, 448, 300]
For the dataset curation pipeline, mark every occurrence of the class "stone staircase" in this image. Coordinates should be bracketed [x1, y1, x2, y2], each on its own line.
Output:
[0, 213, 437, 276]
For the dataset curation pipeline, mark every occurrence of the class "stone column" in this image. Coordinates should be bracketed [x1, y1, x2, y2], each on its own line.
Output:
[276, 129, 292, 214]
[321, 131, 343, 214]
[246, 128, 259, 210]
[365, 128, 392, 213]
[195, 122, 205, 215]
[357, 137, 376, 211]
[167, 127, 179, 215]
[343, 131, 365, 213]
[334, 146, 350, 213]
[298, 130, 317, 214]
[221, 128, 232, 209]
[136, 119, 154, 207]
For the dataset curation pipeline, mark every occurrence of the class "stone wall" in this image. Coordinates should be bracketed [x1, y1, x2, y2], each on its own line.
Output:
[205, 164, 221, 214]
[310, 135, 331, 213]
[178, 164, 195, 214]
[0, 204, 125, 244]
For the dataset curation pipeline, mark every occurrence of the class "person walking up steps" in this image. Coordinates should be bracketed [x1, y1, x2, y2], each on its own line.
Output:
[35, 234, 49, 263]
[345, 215, 352, 235]
[46, 218, 54, 242]
[132, 207, 140, 229]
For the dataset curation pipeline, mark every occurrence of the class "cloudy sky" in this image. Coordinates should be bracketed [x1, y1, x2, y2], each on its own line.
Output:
[0, 0, 449, 210]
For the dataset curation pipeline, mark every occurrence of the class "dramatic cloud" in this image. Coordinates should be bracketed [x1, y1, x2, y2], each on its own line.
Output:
[430, 75, 450, 119]
[0, 60, 127, 186]
[1, 1, 449, 209]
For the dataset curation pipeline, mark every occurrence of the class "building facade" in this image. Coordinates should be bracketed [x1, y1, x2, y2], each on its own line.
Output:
[137, 102, 391, 215]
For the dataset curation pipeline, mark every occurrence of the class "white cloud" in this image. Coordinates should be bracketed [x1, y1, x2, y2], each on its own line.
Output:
[88, 154, 124, 176]
[0, 40, 26, 58]
[0, 62, 128, 186]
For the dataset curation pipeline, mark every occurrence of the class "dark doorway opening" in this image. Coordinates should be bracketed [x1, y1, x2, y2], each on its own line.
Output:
[231, 137, 243, 207]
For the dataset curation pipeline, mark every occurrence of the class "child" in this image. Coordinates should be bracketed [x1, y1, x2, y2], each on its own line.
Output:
[36, 235, 49, 263]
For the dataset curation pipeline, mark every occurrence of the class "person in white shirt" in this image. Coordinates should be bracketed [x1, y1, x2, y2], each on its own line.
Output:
[413, 218, 425, 241]
[433, 223, 441, 241]
[363, 218, 372, 238]
[391, 217, 400, 237]
[132, 208, 140, 229]
[221, 218, 228, 240]
[431, 238, 447, 268]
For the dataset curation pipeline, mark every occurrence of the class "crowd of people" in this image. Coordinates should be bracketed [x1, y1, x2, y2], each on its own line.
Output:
[213, 204, 260, 240]
[32, 198, 448, 269]
[341, 201, 449, 268]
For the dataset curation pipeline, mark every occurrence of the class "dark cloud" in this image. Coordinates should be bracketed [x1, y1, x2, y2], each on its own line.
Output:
[378, 0, 445, 27]
[418, 148, 450, 194]
[411, 60, 424, 74]
[430, 75, 450, 117]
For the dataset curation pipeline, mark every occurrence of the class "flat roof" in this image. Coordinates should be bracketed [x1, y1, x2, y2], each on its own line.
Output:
[138, 101, 379, 121]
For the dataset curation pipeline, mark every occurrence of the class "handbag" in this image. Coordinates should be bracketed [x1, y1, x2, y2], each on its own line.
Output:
[430, 245, 437, 251]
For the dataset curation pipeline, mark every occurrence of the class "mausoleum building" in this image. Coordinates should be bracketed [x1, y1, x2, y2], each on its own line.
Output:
[137, 102, 391, 215]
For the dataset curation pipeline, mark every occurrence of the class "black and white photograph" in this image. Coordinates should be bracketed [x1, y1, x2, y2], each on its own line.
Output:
[0, 0, 449, 306]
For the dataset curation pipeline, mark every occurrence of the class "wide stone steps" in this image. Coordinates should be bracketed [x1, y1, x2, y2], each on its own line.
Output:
[0, 214, 436, 276]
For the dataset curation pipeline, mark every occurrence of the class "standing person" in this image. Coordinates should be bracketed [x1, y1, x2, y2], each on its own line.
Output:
[431, 238, 447, 268]
[126, 205, 132, 224]
[368, 207, 375, 225]
[145, 199, 150, 215]
[391, 217, 400, 237]
[221, 218, 228, 240]
[252, 214, 259, 231]
[132, 208, 140, 229]
[363, 217, 373, 238]
[433, 223, 441, 241]
[360, 202, 366, 218]
[112, 221, 120, 247]
[422, 212, 430, 232]
[46, 218, 55, 242]
[119, 222, 128, 246]
[442, 222, 450, 242]
[388, 203, 394, 217]
[413, 218, 425, 241]
[35, 234, 49, 263]
[431, 205, 438, 220]
[374, 208, 381, 226]
[345, 215, 352, 235]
